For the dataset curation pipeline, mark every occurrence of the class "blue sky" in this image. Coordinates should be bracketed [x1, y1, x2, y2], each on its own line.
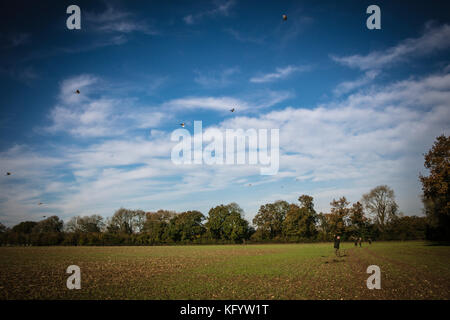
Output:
[1, 0, 450, 226]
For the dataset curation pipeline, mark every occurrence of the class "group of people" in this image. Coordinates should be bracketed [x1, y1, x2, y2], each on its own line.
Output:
[354, 237, 363, 247]
[333, 235, 372, 257]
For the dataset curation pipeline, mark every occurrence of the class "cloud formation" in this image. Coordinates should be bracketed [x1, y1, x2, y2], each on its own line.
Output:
[2, 68, 449, 225]
[331, 23, 450, 70]
[183, 0, 235, 25]
[250, 65, 310, 83]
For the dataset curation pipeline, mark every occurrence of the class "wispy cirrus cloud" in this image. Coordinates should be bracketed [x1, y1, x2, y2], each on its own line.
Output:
[1, 33, 31, 49]
[333, 70, 379, 96]
[183, 0, 235, 25]
[224, 28, 265, 44]
[3, 69, 450, 225]
[163, 96, 250, 112]
[194, 67, 240, 88]
[0, 65, 38, 85]
[250, 65, 310, 83]
[331, 23, 450, 70]
[42, 74, 165, 138]
[85, 5, 158, 35]
[163, 90, 292, 112]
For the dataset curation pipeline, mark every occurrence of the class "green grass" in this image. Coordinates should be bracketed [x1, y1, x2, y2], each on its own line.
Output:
[0, 241, 449, 299]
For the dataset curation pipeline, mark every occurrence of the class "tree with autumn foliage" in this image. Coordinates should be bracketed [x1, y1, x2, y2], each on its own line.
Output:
[420, 135, 450, 240]
[328, 197, 350, 237]
[348, 201, 368, 238]
[282, 195, 318, 241]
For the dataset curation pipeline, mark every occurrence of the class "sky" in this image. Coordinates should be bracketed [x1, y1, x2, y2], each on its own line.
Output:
[0, 0, 450, 226]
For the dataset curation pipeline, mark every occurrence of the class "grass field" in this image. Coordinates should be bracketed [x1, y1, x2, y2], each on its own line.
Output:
[0, 241, 449, 300]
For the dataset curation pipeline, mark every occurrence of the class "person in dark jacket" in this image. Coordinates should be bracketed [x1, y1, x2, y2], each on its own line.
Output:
[334, 235, 341, 257]
[368, 238, 372, 245]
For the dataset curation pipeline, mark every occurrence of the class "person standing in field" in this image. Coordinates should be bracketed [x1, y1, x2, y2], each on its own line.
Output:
[368, 238, 372, 245]
[334, 235, 341, 257]
[354, 237, 358, 247]
[359, 237, 362, 247]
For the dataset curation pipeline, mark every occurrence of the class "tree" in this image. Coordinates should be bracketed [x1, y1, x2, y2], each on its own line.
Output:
[0, 222, 7, 233]
[33, 216, 63, 233]
[106, 208, 146, 234]
[12, 221, 37, 234]
[282, 195, 318, 241]
[329, 197, 350, 236]
[205, 203, 250, 242]
[386, 215, 426, 240]
[65, 215, 105, 233]
[253, 200, 289, 240]
[348, 201, 367, 237]
[317, 212, 332, 241]
[419, 135, 450, 240]
[297, 195, 318, 239]
[143, 210, 176, 243]
[167, 210, 205, 242]
[362, 186, 398, 233]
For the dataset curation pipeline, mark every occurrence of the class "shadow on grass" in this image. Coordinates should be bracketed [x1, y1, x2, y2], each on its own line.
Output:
[324, 259, 346, 264]
[424, 241, 450, 246]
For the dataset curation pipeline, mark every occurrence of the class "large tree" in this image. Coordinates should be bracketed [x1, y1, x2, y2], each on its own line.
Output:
[362, 186, 398, 233]
[348, 201, 367, 237]
[253, 200, 289, 239]
[143, 210, 176, 242]
[167, 210, 205, 242]
[206, 203, 250, 242]
[32, 216, 64, 233]
[107, 208, 146, 234]
[12, 221, 37, 234]
[282, 195, 318, 240]
[420, 135, 450, 240]
[328, 197, 350, 236]
[65, 215, 105, 233]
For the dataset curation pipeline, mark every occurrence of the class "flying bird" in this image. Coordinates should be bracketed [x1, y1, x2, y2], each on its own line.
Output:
[230, 108, 235, 113]
[180, 123, 185, 128]
[75, 89, 80, 94]
[5, 172, 11, 176]
[282, 14, 287, 21]
[38, 202, 43, 205]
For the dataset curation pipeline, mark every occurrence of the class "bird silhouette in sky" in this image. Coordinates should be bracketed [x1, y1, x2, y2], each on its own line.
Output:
[5, 172, 11, 176]
[75, 89, 80, 94]
[282, 14, 287, 21]
[230, 108, 235, 112]
[180, 123, 185, 128]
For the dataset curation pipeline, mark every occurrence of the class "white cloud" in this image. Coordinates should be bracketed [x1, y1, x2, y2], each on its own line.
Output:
[2, 69, 450, 225]
[250, 65, 310, 83]
[44, 75, 165, 138]
[331, 23, 450, 70]
[224, 28, 265, 44]
[163, 90, 291, 112]
[333, 70, 379, 95]
[163, 96, 249, 112]
[86, 5, 158, 35]
[183, 0, 234, 25]
[194, 67, 240, 88]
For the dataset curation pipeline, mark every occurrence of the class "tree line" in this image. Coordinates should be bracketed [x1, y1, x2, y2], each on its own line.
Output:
[0, 187, 427, 246]
[0, 134, 447, 246]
